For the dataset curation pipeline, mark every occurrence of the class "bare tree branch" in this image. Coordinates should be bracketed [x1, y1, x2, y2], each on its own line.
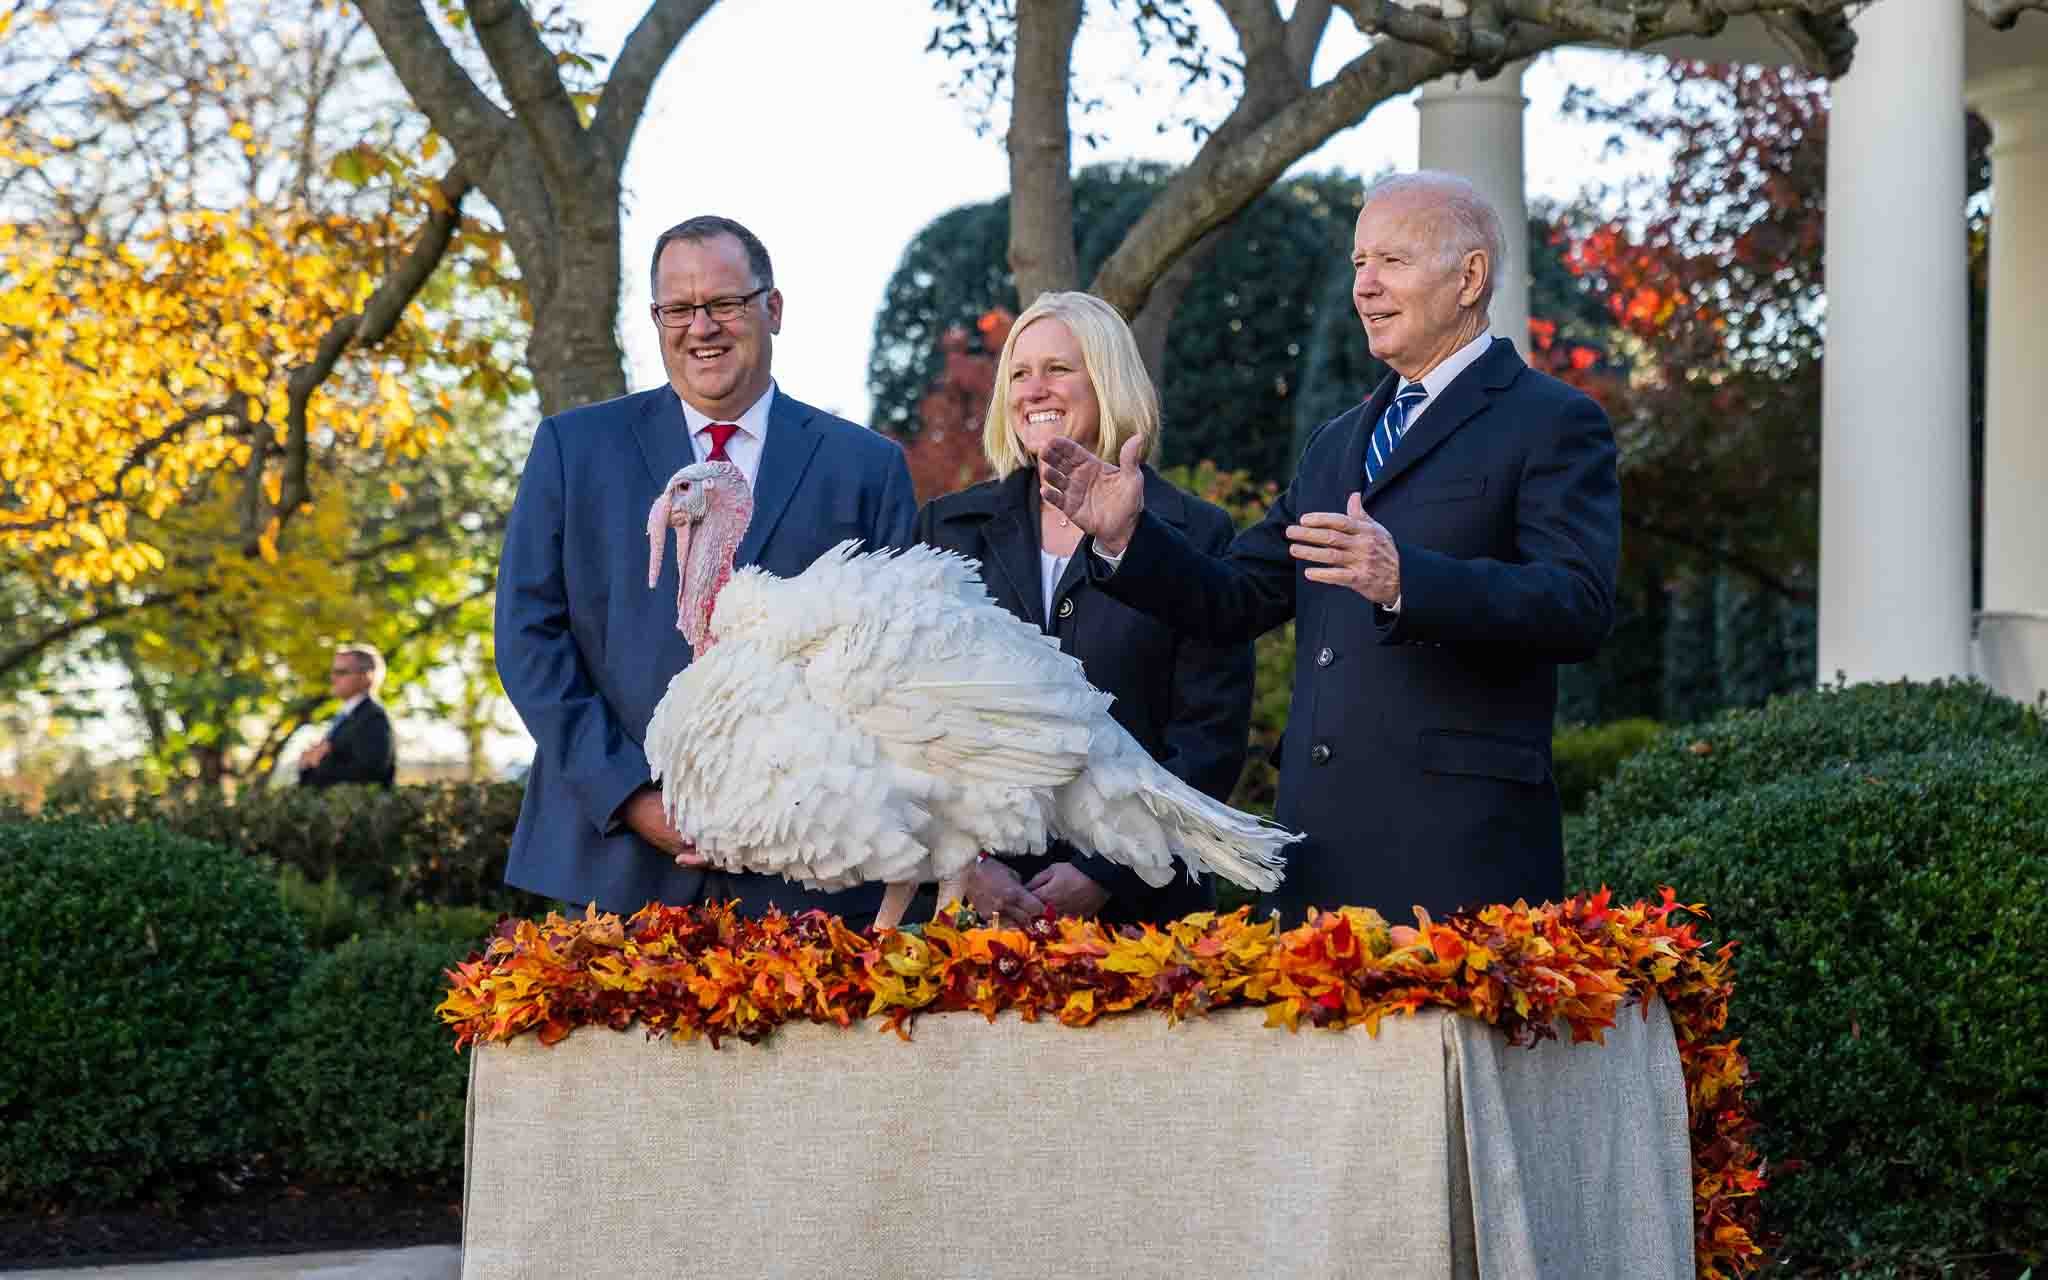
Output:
[592, 0, 717, 156]
[463, 0, 601, 187]
[1125, 0, 1313, 380]
[259, 166, 476, 552]
[350, 0, 512, 161]
[1284, 0, 1337, 79]
[1337, 0, 1520, 69]
[1093, 27, 1587, 318]
[0, 585, 219, 680]
[1217, 0, 1289, 59]
[104, 632, 171, 754]
[1972, 0, 2048, 27]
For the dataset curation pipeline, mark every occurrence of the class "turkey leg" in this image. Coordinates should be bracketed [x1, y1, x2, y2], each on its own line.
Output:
[871, 875, 970, 931]
[873, 880, 917, 931]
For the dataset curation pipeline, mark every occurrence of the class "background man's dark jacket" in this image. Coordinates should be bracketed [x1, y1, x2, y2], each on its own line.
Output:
[299, 699, 397, 788]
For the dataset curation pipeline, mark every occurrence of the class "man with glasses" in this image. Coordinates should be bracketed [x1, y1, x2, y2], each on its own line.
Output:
[495, 215, 916, 918]
[297, 643, 397, 789]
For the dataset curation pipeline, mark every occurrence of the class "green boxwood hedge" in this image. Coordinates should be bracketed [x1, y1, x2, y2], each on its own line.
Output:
[1550, 717, 1662, 814]
[42, 781, 545, 915]
[267, 935, 473, 1185]
[1572, 745, 2048, 1266]
[0, 819, 307, 1207]
[1581, 678, 2045, 848]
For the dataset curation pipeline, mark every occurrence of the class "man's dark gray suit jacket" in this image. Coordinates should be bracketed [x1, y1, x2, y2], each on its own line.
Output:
[1086, 338, 1620, 924]
[495, 385, 916, 916]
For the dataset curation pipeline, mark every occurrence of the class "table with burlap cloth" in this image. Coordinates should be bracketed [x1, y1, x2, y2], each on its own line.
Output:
[461, 1000, 1694, 1279]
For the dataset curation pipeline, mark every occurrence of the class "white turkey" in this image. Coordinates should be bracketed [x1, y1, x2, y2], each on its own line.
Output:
[642, 459, 1292, 930]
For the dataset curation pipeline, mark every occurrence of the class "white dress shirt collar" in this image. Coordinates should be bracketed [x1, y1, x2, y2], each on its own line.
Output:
[676, 381, 775, 492]
[1399, 328, 1493, 430]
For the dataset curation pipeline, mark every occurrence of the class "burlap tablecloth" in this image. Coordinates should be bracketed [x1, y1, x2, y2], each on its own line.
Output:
[461, 1000, 1693, 1279]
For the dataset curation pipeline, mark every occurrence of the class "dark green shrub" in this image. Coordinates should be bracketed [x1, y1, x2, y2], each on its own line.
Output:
[277, 865, 390, 951]
[388, 902, 503, 953]
[1550, 717, 1661, 813]
[1582, 678, 2045, 848]
[0, 819, 307, 1206]
[57, 782, 543, 914]
[267, 935, 470, 1184]
[1574, 746, 2048, 1266]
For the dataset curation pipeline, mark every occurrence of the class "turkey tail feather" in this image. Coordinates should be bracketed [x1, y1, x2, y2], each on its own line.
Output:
[1137, 769, 1292, 893]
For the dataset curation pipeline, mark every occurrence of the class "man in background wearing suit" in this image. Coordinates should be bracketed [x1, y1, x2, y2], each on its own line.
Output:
[495, 216, 916, 918]
[1040, 171, 1619, 924]
[298, 643, 397, 789]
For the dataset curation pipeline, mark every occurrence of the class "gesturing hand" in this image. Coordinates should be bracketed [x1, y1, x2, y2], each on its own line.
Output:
[1287, 492, 1402, 606]
[1038, 435, 1145, 557]
[621, 787, 707, 867]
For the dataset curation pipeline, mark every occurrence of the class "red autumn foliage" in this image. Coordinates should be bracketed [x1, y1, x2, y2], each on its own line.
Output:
[1545, 62, 1832, 602]
[891, 308, 1013, 504]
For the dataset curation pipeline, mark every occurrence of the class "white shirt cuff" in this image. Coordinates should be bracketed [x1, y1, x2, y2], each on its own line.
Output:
[1093, 543, 1126, 572]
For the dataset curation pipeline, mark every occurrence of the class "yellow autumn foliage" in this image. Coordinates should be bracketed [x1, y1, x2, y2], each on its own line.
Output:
[0, 202, 451, 585]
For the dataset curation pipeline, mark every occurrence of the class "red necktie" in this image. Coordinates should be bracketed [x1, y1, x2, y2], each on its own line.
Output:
[704, 423, 740, 462]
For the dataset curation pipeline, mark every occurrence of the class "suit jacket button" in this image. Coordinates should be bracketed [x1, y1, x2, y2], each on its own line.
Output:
[1316, 646, 1334, 667]
[1309, 743, 1332, 765]
[1056, 598, 1075, 619]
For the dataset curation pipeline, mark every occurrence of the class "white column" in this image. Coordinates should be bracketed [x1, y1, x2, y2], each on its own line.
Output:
[1820, 0, 1972, 683]
[1967, 69, 2048, 703]
[1416, 61, 1529, 349]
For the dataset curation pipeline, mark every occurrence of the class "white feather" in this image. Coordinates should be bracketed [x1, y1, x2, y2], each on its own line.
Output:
[645, 540, 1292, 897]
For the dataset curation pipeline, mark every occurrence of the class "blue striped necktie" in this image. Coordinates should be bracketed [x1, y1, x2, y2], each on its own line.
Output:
[1364, 383, 1429, 488]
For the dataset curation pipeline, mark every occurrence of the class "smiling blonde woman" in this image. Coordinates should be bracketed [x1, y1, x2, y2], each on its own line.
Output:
[982, 291, 1158, 480]
[914, 290, 1253, 930]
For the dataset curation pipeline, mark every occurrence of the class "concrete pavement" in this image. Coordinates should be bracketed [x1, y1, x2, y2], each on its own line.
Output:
[3, 1245, 460, 1279]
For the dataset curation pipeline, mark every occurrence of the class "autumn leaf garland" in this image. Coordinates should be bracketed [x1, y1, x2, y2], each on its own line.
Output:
[440, 889, 1763, 1278]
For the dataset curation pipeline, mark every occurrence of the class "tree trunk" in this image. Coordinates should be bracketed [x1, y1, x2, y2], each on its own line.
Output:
[1005, 0, 1082, 304]
[1128, 227, 1228, 384]
[525, 232, 630, 415]
[106, 634, 171, 758]
[352, 0, 714, 418]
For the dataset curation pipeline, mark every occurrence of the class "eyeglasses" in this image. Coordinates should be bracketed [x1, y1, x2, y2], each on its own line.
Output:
[330, 665, 366, 676]
[651, 286, 770, 329]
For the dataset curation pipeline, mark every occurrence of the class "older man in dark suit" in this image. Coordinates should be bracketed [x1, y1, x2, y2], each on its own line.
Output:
[298, 643, 397, 788]
[495, 216, 916, 917]
[1040, 171, 1620, 924]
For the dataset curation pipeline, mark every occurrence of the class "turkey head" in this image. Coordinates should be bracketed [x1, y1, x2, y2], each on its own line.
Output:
[646, 460, 754, 652]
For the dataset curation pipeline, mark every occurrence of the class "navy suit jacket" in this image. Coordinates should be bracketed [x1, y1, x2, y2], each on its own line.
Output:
[495, 385, 917, 915]
[915, 465, 1251, 925]
[1087, 338, 1619, 923]
[298, 698, 396, 789]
